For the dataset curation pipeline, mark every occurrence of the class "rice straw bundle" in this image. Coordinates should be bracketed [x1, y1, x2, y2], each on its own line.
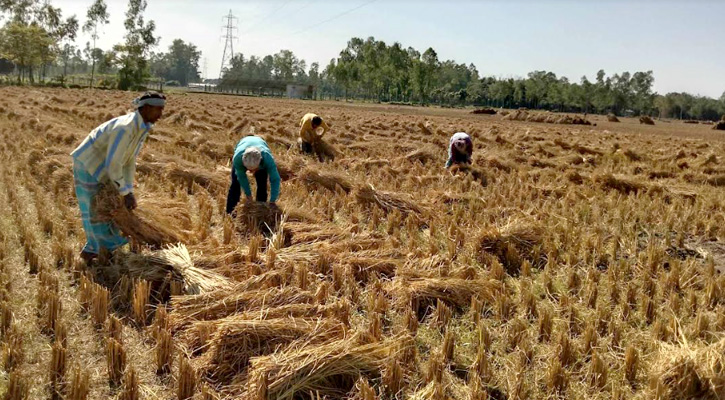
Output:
[403, 148, 438, 165]
[651, 338, 725, 400]
[476, 221, 548, 276]
[241, 334, 401, 399]
[312, 138, 338, 161]
[345, 257, 401, 281]
[299, 167, 353, 194]
[170, 287, 315, 329]
[236, 202, 319, 236]
[179, 302, 346, 354]
[201, 318, 345, 383]
[354, 184, 424, 217]
[390, 277, 497, 319]
[449, 164, 488, 186]
[594, 173, 647, 195]
[120, 244, 231, 295]
[165, 162, 227, 193]
[93, 184, 189, 248]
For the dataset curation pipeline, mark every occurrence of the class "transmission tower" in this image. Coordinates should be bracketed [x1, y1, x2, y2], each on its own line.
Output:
[219, 10, 238, 79]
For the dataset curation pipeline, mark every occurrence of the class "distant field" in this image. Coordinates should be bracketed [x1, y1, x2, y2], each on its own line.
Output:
[0, 87, 723, 399]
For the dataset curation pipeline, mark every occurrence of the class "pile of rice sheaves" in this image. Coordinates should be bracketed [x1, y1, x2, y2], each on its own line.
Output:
[93, 184, 189, 247]
[652, 338, 725, 400]
[240, 335, 401, 399]
[122, 244, 230, 295]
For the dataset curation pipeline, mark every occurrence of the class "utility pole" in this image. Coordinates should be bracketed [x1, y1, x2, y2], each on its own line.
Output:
[203, 57, 208, 81]
[219, 10, 238, 80]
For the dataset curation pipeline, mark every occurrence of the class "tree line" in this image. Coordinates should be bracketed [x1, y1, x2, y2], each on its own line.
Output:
[221, 36, 724, 120]
[0, 0, 200, 90]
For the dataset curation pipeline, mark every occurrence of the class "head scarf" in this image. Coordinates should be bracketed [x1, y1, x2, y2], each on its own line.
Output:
[133, 93, 166, 109]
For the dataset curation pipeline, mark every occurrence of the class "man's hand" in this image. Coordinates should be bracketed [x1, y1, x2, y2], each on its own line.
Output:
[124, 193, 137, 210]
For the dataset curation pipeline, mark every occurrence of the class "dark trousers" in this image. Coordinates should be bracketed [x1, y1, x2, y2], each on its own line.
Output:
[226, 167, 268, 214]
[300, 140, 314, 154]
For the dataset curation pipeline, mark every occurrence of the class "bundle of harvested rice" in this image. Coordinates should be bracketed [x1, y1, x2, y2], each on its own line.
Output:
[165, 163, 227, 192]
[639, 116, 655, 125]
[119, 244, 230, 295]
[178, 303, 337, 354]
[93, 185, 189, 248]
[299, 167, 352, 193]
[471, 108, 496, 115]
[391, 277, 496, 319]
[354, 184, 423, 217]
[449, 164, 488, 185]
[594, 173, 646, 194]
[403, 148, 437, 165]
[607, 113, 620, 122]
[713, 120, 725, 130]
[241, 335, 401, 399]
[170, 287, 315, 329]
[236, 201, 318, 236]
[312, 138, 338, 161]
[201, 318, 345, 383]
[286, 223, 350, 245]
[651, 338, 725, 400]
[477, 221, 548, 276]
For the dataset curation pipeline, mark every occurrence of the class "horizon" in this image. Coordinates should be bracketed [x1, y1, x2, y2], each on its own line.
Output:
[35, 0, 725, 98]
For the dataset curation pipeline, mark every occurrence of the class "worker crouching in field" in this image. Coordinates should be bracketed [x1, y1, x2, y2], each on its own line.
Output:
[445, 132, 473, 169]
[70, 91, 166, 263]
[226, 135, 281, 214]
[298, 113, 331, 161]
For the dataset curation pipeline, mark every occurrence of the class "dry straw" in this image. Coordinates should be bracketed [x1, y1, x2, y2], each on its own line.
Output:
[120, 244, 231, 295]
[299, 167, 353, 193]
[477, 221, 548, 276]
[242, 334, 402, 399]
[93, 184, 188, 247]
[652, 338, 725, 399]
[355, 184, 424, 218]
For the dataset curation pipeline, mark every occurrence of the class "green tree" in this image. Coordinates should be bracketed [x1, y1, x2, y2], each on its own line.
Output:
[0, 21, 54, 82]
[162, 39, 200, 85]
[115, 0, 157, 90]
[82, 0, 109, 87]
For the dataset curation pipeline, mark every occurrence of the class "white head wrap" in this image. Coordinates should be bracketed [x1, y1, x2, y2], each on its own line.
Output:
[242, 147, 262, 170]
[133, 96, 166, 109]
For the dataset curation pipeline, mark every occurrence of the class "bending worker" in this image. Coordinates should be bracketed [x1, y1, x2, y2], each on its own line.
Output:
[70, 92, 166, 263]
[445, 131, 473, 168]
[226, 135, 281, 214]
[298, 113, 330, 159]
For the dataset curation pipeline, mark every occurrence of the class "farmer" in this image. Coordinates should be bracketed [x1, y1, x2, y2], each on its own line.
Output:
[298, 113, 330, 158]
[445, 131, 473, 169]
[70, 91, 166, 263]
[226, 135, 281, 215]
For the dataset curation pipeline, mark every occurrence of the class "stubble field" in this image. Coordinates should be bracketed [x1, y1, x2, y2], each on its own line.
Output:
[0, 86, 723, 400]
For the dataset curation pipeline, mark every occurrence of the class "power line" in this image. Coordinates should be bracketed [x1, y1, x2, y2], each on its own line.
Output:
[241, 0, 292, 35]
[281, 0, 378, 39]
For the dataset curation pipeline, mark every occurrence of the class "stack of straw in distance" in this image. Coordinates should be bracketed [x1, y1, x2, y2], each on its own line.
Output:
[93, 184, 189, 248]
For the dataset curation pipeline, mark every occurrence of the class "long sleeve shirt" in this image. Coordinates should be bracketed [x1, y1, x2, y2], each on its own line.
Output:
[232, 136, 281, 202]
[70, 111, 151, 196]
[299, 113, 330, 144]
[445, 132, 473, 168]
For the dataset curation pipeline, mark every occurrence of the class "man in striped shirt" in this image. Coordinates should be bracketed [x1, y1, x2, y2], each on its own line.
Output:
[70, 92, 166, 262]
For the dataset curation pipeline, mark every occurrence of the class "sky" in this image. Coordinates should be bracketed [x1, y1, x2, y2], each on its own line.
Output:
[52, 0, 725, 98]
